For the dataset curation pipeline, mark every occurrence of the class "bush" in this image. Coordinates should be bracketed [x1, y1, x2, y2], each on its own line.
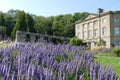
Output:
[70, 37, 83, 46]
[112, 48, 120, 57]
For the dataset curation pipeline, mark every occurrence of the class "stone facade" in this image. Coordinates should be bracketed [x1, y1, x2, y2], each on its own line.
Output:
[15, 30, 39, 42]
[75, 9, 120, 48]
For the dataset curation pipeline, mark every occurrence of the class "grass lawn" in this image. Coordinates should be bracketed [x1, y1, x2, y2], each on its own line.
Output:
[95, 56, 120, 76]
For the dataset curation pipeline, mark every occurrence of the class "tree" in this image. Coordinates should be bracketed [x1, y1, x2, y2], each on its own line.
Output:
[52, 15, 63, 36]
[46, 16, 54, 35]
[0, 26, 6, 35]
[6, 9, 21, 36]
[34, 16, 46, 34]
[0, 13, 6, 39]
[26, 13, 36, 33]
[52, 13, 87, 37]
[12, 11, 28, 39]
[59, 14, 72, 37]
[71, 12, 87, 22]
[3, 9, 87, 39]
[5, 15, 15, 36]
[0, 13, 5, 26]
[34, 16, 53, 34]
[7, 9, 21, 18]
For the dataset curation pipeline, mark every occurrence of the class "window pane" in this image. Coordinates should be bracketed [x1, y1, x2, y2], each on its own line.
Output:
[114, 17, 119, 22]
[88, 30, 92, 39]
[115, 27, 120, 35]
[77, 33, 81, 38]
[102, 18, 106, 23]
[114, 41, 120, 46]
[83, 32, 87, 40]
[89, 22, 92, 27]
[77, 25, 80, 30]
[83, 24, 87, 31]
[94, 20, 98, 26]
[94, 29, 98, 37]
[102, 27, 106, 35]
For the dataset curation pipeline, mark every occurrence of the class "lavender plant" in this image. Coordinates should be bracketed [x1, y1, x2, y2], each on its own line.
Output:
[0, 42, 119, 80]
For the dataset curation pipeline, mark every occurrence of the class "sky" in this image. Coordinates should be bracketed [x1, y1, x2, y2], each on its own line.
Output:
[0, 0, 120, 17]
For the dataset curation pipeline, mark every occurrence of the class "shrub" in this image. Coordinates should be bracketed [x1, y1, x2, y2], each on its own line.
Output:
[70, 37, 83, 46]
[112, 48, 120, 57]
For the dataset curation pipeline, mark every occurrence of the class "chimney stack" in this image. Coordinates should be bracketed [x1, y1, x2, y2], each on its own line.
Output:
[98, 8, 104, 14]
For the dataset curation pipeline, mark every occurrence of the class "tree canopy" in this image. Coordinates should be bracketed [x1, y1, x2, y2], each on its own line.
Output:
[11, 11, 36, 39]
[26, 13, 36, 33]
[0, 13, 5, 26]
[0, 9, 87, 39]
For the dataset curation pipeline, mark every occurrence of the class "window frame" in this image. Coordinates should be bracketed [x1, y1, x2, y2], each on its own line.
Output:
[89, 22, 92, 27]
[94, 20, 98, 26]
[77, 32, 81, 39]
[83, 24, 87, 31]
[102, 27, 106, 36]
[114, 27, 120, 35]
[94, 29, 98, 38]
[114, 17, 120, 22]
[83, 31, 87, 40]
[77, 25, 80, 30]
[114, 41, 120, 46]
[102, 18, 106, 23]
[88, 30, 92, 39]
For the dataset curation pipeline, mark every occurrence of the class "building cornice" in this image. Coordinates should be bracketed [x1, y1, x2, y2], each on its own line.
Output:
[75, 11, 120, 24]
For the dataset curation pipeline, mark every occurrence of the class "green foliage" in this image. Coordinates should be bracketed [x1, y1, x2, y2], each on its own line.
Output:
[51, 37, 63, 44]
[5, 9, 21, 36]
[0, 13, 5, 26]
[12, 11, 28, 39]
[52, 15, 63, 36]
[1, 9, 87, 38]
[52, 13, 86, 37]
[112, 48, 120, 57]
[70, 37, 83, 46]
[0, 26, 6, 34]
[0, 13, 6, 36]
[5, 15, 15, 36]
[34, 16, 54, 35]
[11, 11, 36, 39]
[26, 13, 36, 33]
[17, 11, 28, 31]
[12, 50, 18, 58]
[7, 9, 21, 18]
[97, 37, 104, 46]
[71, 12, 87, 22]
[55, 71, 58, 80]
[55, 55, 64, 63]
[95, 56, 120, 76]
[67, 73, 75, 80]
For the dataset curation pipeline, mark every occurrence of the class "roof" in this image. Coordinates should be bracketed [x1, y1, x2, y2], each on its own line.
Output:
[75, 10, 120, 24]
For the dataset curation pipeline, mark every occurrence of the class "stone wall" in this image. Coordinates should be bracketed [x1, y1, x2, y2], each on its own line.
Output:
[15, 30, 39, 42]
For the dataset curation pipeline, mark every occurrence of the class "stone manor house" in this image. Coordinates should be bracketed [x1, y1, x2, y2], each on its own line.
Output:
[75, 8, 120, 48]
